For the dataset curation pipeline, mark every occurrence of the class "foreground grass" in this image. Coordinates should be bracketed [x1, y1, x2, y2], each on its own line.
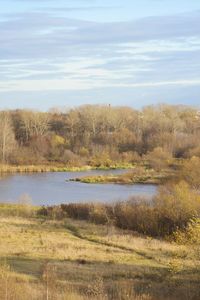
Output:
[0, 205, 199, 299]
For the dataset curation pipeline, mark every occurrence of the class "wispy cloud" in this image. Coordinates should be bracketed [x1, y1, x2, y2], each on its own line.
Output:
[0, 6, 200, 107]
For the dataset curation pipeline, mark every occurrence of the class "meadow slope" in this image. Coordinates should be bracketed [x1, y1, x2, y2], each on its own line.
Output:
[0, 206, 199, 300]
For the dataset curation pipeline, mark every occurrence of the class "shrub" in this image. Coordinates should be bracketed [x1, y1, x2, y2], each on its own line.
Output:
[61, 203, 92, 220]
[37, 205, 66, 219]
[89, 204, 109, 225]
[145, 147, 172, 171]
[38, 181, 200, 238]
[114, 200, 158, 235]
[173, 218, 200, 245]
[62, 150, 83, 167]
[155, 181, 200, 235]
[181, 156, 200, 189]
[79, 147, 89, 157]
[187, 146, 200, 159]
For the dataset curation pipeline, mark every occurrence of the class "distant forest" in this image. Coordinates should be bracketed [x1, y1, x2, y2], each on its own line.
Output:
[0, 104, 200, 165]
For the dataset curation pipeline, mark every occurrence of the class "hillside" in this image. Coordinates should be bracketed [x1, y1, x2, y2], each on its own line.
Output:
[0, 205, 199, 300]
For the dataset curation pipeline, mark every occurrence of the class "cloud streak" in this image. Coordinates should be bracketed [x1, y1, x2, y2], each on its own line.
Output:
[0, 6, 200, 108]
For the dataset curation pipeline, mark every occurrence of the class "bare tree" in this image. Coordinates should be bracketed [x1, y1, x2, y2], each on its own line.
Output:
[0, 112, 16, 163]
[21, 110, 49, 140]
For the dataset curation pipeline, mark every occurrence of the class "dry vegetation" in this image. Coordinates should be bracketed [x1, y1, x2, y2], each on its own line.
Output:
[0, 157, 200, 299]
[71, 165, 173, 184]
[40, 179, 200, 237]
[0, 104, 200, 169]
[1, 104, 200, 299]
[0, 164, 94, 174]
[0, 200, 199, 300]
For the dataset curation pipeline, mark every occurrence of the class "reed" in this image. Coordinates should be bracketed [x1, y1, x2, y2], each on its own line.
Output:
[0, 164, 135, 174]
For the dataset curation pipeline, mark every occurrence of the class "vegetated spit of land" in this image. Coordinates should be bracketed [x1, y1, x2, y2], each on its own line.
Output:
[0, 203, 199, 300]
[71, 167, 173, 185]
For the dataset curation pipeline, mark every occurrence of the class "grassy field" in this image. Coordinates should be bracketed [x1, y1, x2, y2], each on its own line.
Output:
[0, 205, 199, 299]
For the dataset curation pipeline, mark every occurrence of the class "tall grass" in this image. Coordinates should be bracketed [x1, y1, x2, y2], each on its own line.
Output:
[0, 163, 135, 174]
[0, 164, 94, 174]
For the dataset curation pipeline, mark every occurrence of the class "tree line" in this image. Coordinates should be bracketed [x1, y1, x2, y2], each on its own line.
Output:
[0, 104, 200, 165]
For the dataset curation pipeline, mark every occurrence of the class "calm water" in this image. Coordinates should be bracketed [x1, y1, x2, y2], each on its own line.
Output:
[0, 170, 157, 206]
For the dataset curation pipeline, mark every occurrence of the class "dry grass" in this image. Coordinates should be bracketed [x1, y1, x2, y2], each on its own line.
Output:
[0, 211, 199, 299]
[0, 164, 134, 174]
[0, 164, 94, 173]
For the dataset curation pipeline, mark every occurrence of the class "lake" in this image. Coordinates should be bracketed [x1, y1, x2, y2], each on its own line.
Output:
[0, 170, 157, 206]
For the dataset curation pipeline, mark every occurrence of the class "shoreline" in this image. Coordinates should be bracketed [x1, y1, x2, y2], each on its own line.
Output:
[0, 163, 135, 174]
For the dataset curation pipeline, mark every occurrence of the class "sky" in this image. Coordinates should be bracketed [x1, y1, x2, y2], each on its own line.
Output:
[0, 0, 200, 110]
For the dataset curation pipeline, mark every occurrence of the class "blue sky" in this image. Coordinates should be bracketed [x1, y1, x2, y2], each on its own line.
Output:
[0, 0, 200, 110]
